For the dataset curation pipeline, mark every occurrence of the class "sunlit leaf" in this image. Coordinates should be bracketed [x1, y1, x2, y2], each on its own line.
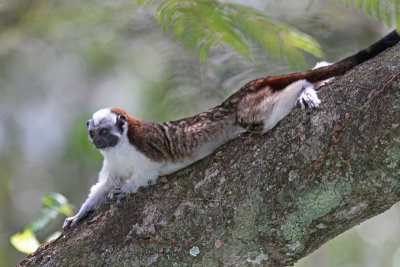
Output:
[42, 192, 69, 208]
[10, 192, 74, 254]
[58, 204, 74, 217]
[10, 228, 40, 254]
[31, 193, 74, 232]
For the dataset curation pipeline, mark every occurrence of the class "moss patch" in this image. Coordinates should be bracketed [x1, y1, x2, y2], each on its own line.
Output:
[282, 180, 350, 242]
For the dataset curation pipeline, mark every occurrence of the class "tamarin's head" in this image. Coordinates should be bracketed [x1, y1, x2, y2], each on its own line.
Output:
[86, 108, 128, 150]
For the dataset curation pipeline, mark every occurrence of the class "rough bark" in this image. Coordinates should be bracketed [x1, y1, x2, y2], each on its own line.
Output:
[19, 43, 400, 267]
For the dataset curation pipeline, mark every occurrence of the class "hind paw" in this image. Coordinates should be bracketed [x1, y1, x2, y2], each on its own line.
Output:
[296, 82, 321, 110]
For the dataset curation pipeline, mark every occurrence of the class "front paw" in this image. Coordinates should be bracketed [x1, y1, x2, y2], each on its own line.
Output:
[108, 187, 122, 200]
[108, 188, 129, 207]
[63, 210, 89, 230]
[63, 215, 80, 230]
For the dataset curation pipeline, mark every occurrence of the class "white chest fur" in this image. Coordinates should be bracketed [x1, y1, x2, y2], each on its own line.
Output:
[100, 136, 161, 187]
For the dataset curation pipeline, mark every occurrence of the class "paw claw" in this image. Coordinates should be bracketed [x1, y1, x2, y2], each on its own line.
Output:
[108, 187, 122, 200]
[296, 99, 306, 110]
[116, 193, 128, 207]
[63, 216, 78, 230]
[109, 188, 129, 206]
[63, 218, 72, 230]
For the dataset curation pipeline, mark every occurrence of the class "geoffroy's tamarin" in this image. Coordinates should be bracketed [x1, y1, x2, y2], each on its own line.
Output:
[64, 30, 400, 229]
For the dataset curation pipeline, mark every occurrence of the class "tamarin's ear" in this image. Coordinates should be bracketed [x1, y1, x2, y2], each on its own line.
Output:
[116, 115, 126, 130]
[86, 119, 91, 128]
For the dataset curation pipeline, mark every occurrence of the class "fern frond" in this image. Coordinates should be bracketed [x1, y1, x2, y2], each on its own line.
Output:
[225, 4, 322, 68]
[395, 0, 400, 28]
[335, 0, 400, 29]
[152, 0, 322, 66]
[156, 0, 251, 62]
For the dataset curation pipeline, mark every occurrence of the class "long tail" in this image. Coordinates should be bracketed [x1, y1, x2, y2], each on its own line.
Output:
[265, 30, 400, 90]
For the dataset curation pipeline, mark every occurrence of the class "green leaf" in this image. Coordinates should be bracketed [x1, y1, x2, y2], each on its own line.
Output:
[10, 192, 74, 255]
[58, 204, 74, 217]
[10, 228, 40, 254]
[31, 193, 74, 232]
[42, 192, 69, 208]
[10, 193, 73, 254]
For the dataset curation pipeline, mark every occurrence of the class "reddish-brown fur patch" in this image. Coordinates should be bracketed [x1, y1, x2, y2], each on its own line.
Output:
[111, 107, 167, 161]
[111, 107, 142, 130]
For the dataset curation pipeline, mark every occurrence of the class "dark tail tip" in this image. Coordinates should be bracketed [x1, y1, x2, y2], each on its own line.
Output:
[354, 30, 400, 64]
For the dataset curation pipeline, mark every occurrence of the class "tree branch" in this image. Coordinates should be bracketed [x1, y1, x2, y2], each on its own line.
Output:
[19, 43, 400, 267]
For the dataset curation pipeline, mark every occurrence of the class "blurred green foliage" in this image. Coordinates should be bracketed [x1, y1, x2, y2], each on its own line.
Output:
[63, 116, 103, 163]
[0, 0, 323, 69]
[146, 0, 323, 67]
[1, 0, 398, 70]
[10, 193, 73, 254]
[334, 0, 400, 27]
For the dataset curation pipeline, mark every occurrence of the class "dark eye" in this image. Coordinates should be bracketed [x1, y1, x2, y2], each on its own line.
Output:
[89, 130, 95, 139]
[99, 128, 109, 136]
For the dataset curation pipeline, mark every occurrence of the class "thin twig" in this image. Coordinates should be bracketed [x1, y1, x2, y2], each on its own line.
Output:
[360, 72, 400, 109]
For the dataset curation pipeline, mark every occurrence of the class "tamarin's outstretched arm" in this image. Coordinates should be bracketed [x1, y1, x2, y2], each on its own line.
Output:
[64, 30, 400, 229]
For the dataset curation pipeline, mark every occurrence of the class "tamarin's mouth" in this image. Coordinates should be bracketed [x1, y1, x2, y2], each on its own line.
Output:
[92, 136, 119, 149]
